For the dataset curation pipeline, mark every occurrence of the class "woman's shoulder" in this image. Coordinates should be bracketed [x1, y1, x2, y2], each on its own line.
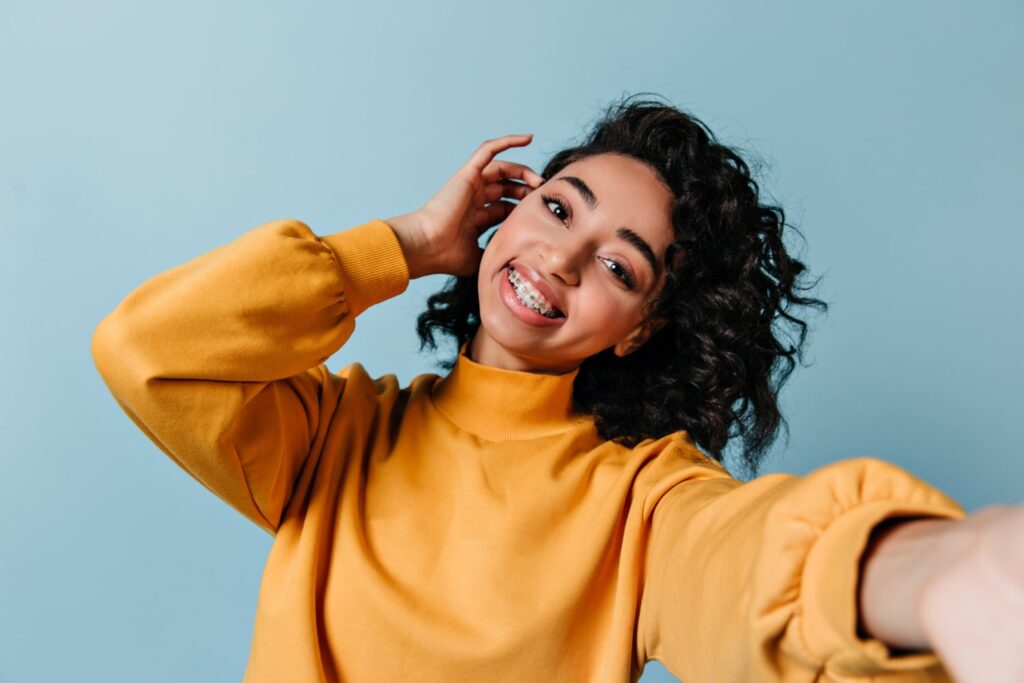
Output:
[621, 430, 735, 496]
[625, 430, 727, 470]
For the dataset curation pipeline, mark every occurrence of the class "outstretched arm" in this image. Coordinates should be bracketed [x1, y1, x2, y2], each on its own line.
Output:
[639, 456, 969, 682]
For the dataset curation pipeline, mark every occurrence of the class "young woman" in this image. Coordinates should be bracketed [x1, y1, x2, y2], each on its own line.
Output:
[92, 95, 1023, 682]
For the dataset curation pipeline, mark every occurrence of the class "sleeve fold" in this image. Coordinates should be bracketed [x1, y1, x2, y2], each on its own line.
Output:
[640, 456, 966, 682]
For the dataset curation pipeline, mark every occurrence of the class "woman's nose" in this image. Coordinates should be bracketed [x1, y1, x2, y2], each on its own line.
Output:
[540, 239, 584, 286]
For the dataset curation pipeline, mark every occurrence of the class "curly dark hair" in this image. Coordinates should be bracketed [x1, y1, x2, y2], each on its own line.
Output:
[416, 93, 828, 478]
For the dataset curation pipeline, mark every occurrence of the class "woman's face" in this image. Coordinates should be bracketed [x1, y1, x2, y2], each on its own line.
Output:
[471, 152, 676, 374]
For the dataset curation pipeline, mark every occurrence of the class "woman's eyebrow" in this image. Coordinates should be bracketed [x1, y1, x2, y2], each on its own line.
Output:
[555, 176, 661, 278]
[556, 176, 598, 210]
[616, 227, 661, 279]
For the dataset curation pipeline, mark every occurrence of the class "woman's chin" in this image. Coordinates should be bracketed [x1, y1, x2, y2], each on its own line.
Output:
[474, 319, 575, 368]
[477, 323, 539, 355]
[473, 321, 548, 360]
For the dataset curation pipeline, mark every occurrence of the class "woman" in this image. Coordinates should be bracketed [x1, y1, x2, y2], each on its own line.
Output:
[92, 95, 1023, 682]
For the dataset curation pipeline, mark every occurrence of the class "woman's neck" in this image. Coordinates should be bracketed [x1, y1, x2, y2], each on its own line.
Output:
[431, 336, 587, 441]
[468, 328, 580, 376]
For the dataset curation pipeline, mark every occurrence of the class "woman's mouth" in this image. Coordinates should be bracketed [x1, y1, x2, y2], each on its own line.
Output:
[498, 265, 567, 327]
[508, 266, 564, 318]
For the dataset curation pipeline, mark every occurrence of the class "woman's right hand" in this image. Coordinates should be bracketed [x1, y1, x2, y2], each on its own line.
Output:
[385, 134, 546, 279]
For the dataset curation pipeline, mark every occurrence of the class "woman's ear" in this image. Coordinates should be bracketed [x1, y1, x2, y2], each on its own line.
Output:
[613, 316, 667, 357]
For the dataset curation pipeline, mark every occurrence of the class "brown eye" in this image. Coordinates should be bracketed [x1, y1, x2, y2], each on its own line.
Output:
[541, 195, 569, 225]
[599, 257, 635, 289]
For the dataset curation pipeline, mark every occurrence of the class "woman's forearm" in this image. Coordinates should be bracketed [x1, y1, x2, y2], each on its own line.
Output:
[858, 516, 973, 651]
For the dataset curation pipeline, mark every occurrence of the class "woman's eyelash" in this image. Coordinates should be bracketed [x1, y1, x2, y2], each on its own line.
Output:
[541, 194, 635, 289]
[601, 258, 635, 289]
[541, 194, 569, 223]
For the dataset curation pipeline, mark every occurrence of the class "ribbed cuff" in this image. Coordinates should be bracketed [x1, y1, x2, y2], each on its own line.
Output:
[802, 500, 967, 677]
[319, 218, 411, 317]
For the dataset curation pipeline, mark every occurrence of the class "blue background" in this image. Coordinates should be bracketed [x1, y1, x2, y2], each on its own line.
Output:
[2, 1, 1021, 681]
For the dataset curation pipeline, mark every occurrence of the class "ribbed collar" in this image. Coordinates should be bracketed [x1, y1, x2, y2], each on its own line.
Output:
[430, 344, 588, 441]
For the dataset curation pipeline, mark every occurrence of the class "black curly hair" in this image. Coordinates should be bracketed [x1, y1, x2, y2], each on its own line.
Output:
[416, 93, 828, 478]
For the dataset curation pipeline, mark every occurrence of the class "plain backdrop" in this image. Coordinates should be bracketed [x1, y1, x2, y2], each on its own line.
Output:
[1, 1, 1022, 681]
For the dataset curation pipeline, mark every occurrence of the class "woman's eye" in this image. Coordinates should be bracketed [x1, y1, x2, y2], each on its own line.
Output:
[541, 194, 569, 224]
[600, 257, 635, 289]
[538, 195, 634, 289]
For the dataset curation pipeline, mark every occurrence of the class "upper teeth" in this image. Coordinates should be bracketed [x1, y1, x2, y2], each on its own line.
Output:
[508, 267, 561, 318]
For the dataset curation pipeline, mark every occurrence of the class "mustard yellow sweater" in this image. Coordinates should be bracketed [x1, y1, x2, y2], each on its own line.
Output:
[91, 217, 967, 682]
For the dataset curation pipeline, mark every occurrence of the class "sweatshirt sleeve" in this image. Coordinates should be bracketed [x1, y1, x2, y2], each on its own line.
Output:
[91, 217, 409, 535]
[638, 455, 967, 682]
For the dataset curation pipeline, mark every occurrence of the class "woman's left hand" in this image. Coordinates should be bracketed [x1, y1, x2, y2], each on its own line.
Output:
[918, 503, 1024, 682]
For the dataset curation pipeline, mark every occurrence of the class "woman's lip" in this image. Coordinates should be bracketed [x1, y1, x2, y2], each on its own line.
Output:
[508, 261, 566, 315]
[499, 266, 567, 327]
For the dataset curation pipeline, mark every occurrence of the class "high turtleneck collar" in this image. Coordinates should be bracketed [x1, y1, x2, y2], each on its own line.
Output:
[429, 344, 590, 442]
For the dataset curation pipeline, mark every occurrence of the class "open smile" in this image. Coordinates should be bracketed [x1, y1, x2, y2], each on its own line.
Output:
[498, 265, 567, 327]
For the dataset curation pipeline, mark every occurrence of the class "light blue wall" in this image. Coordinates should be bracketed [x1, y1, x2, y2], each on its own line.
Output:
[2, 1, 1021, 681]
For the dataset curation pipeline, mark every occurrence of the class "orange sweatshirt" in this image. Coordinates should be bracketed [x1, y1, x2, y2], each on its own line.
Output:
[91, 217, 966, 682]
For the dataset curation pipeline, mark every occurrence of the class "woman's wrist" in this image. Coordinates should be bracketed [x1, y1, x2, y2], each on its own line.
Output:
[384, 212, 438, 280]
[858, 516, 971, 651]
